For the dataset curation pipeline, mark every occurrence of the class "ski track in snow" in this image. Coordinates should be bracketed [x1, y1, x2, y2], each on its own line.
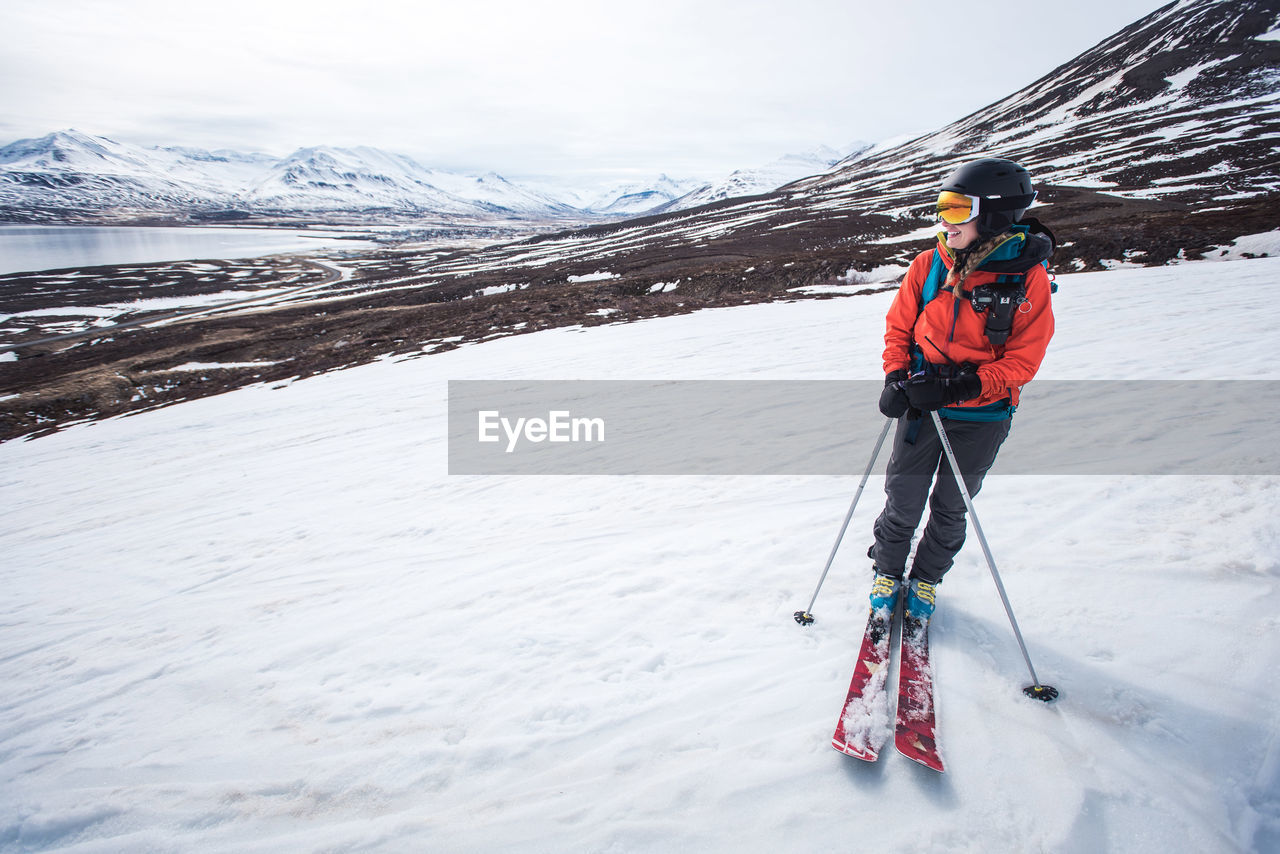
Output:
[2, 258, 1280, 852]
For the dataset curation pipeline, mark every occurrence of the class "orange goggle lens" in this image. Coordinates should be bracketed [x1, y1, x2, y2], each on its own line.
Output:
[936, 191, 979, 224]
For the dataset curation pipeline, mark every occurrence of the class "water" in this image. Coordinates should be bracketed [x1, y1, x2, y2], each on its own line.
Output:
[0, 225, 380, 275]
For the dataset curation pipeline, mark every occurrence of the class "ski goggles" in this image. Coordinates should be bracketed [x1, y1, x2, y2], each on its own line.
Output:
[936, 190, 981, 224]
[936, 189, 1038, 224]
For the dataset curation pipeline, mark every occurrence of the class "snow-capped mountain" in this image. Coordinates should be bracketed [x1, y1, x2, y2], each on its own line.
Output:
[586, 174, 709, 216]
[239, 145, 583, 217]
[416, 169, 581, 217]
[0, 129, 899, 225]
[660, 143, 872, 212]
[582, 146, 871, 217]
[0, 132, 588, 222]
[0, 130, 253, 213]
[0, 133, 867, 224]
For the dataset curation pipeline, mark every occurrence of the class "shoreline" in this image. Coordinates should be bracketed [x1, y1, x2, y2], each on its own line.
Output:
[0, 223, 383, 277]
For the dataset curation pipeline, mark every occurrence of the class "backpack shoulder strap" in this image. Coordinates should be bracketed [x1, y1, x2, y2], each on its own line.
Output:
[921, 248, 946, 308]
[909, 250, 949, 374]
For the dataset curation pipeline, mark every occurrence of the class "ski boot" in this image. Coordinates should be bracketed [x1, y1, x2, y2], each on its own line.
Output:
[868, 572, 901, 613]
[905, 578, 937, 620]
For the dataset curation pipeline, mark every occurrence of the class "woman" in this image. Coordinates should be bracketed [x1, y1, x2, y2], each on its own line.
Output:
[868, 157, 1056, 621]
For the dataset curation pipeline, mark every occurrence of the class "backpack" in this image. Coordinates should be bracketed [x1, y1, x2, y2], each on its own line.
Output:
[919, 222, 1057, 350]
[908, 221, 1057, 423]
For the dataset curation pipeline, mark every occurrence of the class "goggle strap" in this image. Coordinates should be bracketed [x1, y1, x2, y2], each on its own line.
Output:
[971, 192, 1037, 212]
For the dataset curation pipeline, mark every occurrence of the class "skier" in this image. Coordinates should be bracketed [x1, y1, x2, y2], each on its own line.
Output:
[869, 157, 1055, 623]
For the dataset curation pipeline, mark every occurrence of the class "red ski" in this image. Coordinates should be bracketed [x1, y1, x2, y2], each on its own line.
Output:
[894, 613, 944, 771]
[831, 604, 895, 760]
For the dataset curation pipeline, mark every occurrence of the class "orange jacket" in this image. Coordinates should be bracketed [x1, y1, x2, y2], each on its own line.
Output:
[882, 232, 1055, 409]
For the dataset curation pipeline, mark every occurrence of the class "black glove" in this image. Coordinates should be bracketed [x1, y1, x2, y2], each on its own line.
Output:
[904, 370, 982, 412]
[878, 370, 910, 418]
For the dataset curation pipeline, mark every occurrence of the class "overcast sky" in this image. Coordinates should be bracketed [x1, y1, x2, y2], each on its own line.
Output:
[1, 0, 1170, 189]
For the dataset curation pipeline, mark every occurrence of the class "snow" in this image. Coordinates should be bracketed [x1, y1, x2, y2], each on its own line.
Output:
[566, 271, 619, 283]
[847, 264, 910, 284]
[1165, 59, 1224, 90]
[104, 291, 293, 313]
[4, 306, 118, 320]
[165, 362, 281, 372]
[477, 284, 526, 297]
[872, 223, 940, 244]
[1099, 258, 1148, 270]
[1207, 228, 1280, 260]
[2, 257, 1280, 852]
[791, 264, 908, 296]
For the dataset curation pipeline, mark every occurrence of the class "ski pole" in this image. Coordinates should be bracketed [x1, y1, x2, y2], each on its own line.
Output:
[929, 409, 1059, 702]
[794, 415, 894, 626]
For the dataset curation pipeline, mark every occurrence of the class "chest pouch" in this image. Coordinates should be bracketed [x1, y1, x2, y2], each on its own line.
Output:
[968, 277, 1027, 348]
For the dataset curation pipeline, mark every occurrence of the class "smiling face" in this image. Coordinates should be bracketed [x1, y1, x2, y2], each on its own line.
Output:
[942, 218, 980, 250]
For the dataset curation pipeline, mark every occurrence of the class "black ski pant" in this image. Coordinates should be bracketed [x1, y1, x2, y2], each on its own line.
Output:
[871, 414, 1011, 585]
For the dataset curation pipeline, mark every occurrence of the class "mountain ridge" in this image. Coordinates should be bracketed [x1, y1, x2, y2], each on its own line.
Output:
[0, 131, 859, 224]
[0, 131, 594, 223]
[655, 143, 871, 213]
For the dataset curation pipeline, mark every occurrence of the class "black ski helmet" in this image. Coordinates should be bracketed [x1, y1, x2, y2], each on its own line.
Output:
[940, 158, 1036, 237]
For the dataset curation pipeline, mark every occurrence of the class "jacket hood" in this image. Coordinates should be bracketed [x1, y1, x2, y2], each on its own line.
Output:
[936, 222, 1054, 290]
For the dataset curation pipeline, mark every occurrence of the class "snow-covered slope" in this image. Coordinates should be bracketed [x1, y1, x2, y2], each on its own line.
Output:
[790, 0, 1280, 209]
[2, 255, 1278, 853]
[418, 169, 580, 217]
